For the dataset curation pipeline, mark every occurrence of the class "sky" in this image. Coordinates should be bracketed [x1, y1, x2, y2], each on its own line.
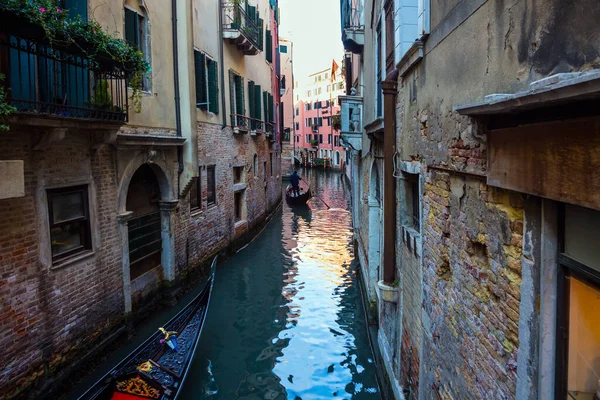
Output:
[278, 0, 344, 84]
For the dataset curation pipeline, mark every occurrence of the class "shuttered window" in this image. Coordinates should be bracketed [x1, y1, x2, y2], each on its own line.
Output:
[254, 84, 262, 128]
[229, 70, 245, 126]
[268, 93, 274, 122]
[125, 8, 139, 50]
[194, 52, 219, 113]
[265, 29, 272, 63]
[258, 18, 264, 50]
[248, 80, 256, 129]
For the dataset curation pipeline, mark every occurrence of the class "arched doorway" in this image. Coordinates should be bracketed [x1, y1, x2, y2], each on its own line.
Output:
[367, 160, 382, 301]
[335, 151, 341, 166]
[126, 164, 162, 284]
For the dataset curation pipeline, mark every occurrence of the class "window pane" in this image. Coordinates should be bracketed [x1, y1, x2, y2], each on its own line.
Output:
[207, 166, 216, 205]
[50, 221, 83, 256]
[52, 191, 84, 223]
[567, 277, 600, 394]
[190, 177, 199, 210]
[565, 204, 600, 273]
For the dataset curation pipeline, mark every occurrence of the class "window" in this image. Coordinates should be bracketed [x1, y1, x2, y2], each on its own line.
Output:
[194, 51, 219, 113]
[402, 173, 420, 230]
[265, 29, 273, 63]
[305, 134, 309, 142]
[334, 135, 339, 146]
[190, 176, 201, 211]
[385, 0, 395, 73]
[263, 92, 274, 125]
[295, 122, 299, 130]
[319, 134, 323, 143]
[233, 166, 244, 184]
[125, 5, 150, 90]
[556, 204, 600, 398]
[47, 185, 91, 263]
[318, 87, 322, 95]
[248, 80, 262, 130]
[295, 108, 299, 116]
[326, 84, 331, 92]
[325, 100, 330, 108]
[307, 90, 312, 97]
[318, 117, 323, 126]
[234, 191, 245, 222]
[207, 166, 216, 205]
[280, 44, 288, 53]
[229, 70, 245, 127]
[328, 134, 332, 144]
[325, 72, 329, 79]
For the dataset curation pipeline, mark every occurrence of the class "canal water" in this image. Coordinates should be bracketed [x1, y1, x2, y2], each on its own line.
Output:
[70, 169, 380, 399]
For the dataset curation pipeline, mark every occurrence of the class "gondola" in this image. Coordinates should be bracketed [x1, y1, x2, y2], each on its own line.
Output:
[285, 183, 311, 205]
[78, 256, 218, 400]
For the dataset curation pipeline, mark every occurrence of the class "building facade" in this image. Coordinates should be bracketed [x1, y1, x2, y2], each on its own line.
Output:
[0, 0, 282, 397]
[295, 66, 347, 169]
[340, 0, 600, 399]
[279, 38, 295, 175]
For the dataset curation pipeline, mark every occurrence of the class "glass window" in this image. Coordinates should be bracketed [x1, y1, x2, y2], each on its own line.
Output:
[125, 6, 151, 90]
[47, 186, 91, 262]
[233, 166, 244, 184]
[207, 165, 216, 205]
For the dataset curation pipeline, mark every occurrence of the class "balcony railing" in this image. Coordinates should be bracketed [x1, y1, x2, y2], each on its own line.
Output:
[341, 0, 365, 53]
[222, 2, 262, 56]
[339, 94, 363, 150]
[265, 122, 275, 139]
[0, 33, 128, 123]
[231, 114, 250, 133]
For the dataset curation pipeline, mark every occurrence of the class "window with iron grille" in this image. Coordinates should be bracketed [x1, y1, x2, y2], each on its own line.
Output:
[47, 185, 92, 263]
[403, 173, 420, 230]
[207, 165, 216, 205]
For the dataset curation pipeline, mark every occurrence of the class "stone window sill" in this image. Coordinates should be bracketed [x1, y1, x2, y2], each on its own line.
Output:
[401, 225, 421, 257]
[190, 208, 203, 218]
[50, 250, 95, 271]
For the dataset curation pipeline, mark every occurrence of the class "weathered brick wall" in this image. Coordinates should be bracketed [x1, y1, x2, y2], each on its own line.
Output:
[175, 122, 282, 276]
[420, 170, 523, 399]
[0, 129, 123, 398]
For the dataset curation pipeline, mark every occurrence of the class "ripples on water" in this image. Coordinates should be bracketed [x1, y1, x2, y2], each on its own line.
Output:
[181, 169, 380, 400]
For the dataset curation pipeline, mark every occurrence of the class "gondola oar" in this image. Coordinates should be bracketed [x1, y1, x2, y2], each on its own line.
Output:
[313, 195, 331, 209]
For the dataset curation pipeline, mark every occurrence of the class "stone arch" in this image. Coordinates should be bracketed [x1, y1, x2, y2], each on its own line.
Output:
[369, 159, 381, 203]
[117, 153, 173, 214]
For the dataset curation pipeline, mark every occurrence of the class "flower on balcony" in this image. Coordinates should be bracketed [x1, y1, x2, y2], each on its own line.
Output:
[0, 0, 151, 113]
[309, 139, 319, 146]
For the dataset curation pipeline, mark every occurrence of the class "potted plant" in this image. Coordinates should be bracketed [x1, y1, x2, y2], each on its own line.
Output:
[332, 112, 341, 131]
[310, 139, 319, 147]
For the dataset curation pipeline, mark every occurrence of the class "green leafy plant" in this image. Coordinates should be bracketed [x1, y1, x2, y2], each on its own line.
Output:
[0, 74, 17, 131]
[331, 112, 341, 131]
[309, 139, 319, 146]
[0, 0, 151, 113]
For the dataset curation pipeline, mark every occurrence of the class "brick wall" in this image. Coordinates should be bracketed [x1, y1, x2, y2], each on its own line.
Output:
[420, 170, 523, 399]
[0, 129, 124, 398]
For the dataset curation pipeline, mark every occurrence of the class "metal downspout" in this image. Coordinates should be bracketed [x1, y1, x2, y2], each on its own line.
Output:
[172, 0, 183, 193]
[381, 68, 399, 284]
[218, 0, 227, 128]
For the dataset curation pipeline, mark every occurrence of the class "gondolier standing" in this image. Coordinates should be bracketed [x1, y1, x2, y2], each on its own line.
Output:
[290, 170, 302, 196]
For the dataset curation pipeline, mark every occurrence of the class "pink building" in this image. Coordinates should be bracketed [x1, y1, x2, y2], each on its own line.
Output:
[294, 66, 346, 168]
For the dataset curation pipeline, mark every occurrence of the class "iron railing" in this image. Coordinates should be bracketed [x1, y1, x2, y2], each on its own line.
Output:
[0, 33, 128, 122]
[249, 117, 264, 132]
[222, 3, 261, 50]
[231, 113, 250, 132]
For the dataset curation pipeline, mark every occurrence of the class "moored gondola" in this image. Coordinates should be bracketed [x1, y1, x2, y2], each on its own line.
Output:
[78, 256, 218, 400]
[285, 183, 311, 205]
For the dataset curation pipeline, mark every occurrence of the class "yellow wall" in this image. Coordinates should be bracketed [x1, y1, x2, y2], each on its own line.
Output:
[90, 0, 177, 131]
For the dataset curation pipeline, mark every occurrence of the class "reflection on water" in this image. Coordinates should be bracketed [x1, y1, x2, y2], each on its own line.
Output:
[180, 169, 380, 400]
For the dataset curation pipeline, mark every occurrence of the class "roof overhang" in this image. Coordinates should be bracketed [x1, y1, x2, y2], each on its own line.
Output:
[455, 70, 600, 117]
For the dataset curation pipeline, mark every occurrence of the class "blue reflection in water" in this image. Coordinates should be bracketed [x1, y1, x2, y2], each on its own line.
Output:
[180, 169, 380, 400]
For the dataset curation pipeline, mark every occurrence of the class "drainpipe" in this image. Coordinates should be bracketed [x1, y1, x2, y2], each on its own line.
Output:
[381, 68, 399, 284]
[218, 0, 227, 128]
[172, 0, 183, 193]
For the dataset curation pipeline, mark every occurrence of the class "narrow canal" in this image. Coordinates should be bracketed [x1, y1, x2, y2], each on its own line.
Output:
[70, 169, 381, 399]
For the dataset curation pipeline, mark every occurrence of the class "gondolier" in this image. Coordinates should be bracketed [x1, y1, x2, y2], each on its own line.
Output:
[289, 170, 302, 197]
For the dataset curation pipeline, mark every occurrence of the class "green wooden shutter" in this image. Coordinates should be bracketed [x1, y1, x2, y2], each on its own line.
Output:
[263, 91, 268, 126]
[248, 80, 255, 129]
[235, 75, 245, 118]
[265, 30, 272, 63]
[229, 70, 235, 125]
[207, 59, 219, 114]
[254, 85, 261, 126]
[125, 9, 139, 50]
[194, 51, 207, 109]
[258, 18, 264, 50]
[268, 93, 274, 122]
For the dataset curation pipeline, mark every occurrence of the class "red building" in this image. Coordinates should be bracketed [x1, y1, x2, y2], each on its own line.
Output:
[294, 66, 346, 168]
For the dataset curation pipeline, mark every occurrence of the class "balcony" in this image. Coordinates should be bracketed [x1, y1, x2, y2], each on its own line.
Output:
[341, 0, 364, 53]
[339, 94, 363, 150]
[265, 122, 275, 140]
[222, 2, 262, 56]
[231, 114, 250, 134]
[0, 34, 128, 126]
